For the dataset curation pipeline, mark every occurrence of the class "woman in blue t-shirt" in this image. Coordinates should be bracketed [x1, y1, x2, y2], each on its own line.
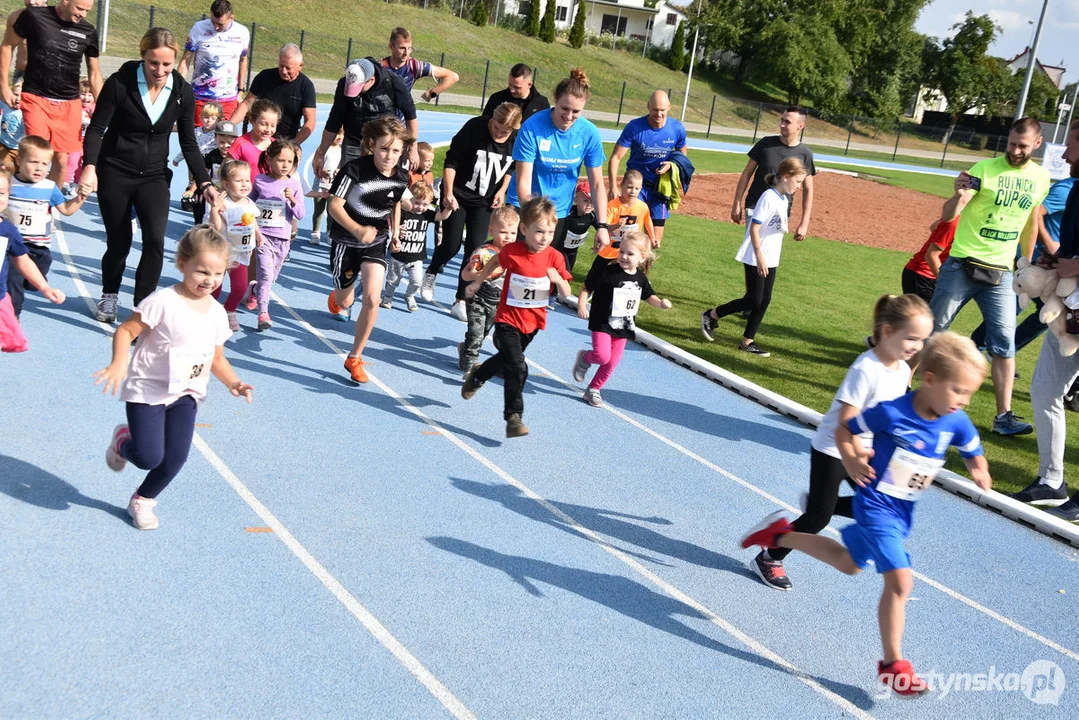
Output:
[507, 68, 611, 263]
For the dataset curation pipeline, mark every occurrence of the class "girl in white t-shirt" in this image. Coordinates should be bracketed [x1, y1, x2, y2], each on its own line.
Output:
[210, 160, 264, 331]
[93, 226, 254, 531]
[747, 294, 933, 590]
[700, 157, 808, 357]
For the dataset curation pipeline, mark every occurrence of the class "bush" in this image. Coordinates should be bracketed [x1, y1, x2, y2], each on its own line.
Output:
[470, 0, 488, 26]
[539, 0, 556, 42]
[568, 0, 586, 49]
[968, 134, 988, 151]
[669, 21, 685, 72]
[525, 0, 540, 37]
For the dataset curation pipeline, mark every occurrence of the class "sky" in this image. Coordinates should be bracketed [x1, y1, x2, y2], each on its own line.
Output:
[916, 0, 1077, 85]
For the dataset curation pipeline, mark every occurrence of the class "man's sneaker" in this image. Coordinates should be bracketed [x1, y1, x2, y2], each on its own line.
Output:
[878, 659, 928, 697]
[420, 273, 436, 302]
[461, 365, 484, 399]
[1047, 495, 1079, 522]
[226, 311, 240, 332]
[449, 300, 468, 322]
[244, 282, 258, 311]
[257, 312, 272, 331]
[95, 293, 119, 323]
[406, 296, 418, 312]
[344, 356, 368, 383]
[310, 232, 321, 246]
[379, 298, 392, 310]
[993, 411, 1033, 436]
[105, 424, 130, 472]
[457, 341, 469, 371]
[583, 387, 604, 407]
[738, 341, 771, 357]
[327, 291, 349, 321]
[127, 492, 159, 531]
[572, 350, 590, 383]
[1009, 478, 1070, 507]
[740, 511, 793, 549]
[750, 551, 792, 591]
[700, 310, 717, 341]
[506, 413, 529, 438]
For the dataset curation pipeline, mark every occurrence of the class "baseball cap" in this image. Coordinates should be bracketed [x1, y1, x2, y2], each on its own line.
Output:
[575, 178, 591, 198]
[344, 59, 376, 98]
[214, 120, 239, 137]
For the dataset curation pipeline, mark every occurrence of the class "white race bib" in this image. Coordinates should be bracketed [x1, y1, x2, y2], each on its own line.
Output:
[877, 447, 942, 502]
[506, 273, 549, 308]
[613, 222, 638, 241]
[610, 285, 642, 318]
[227, 222, 255, 259]
[167, 346, 215, 396]
[563, 229, 588, 250]
[7, 198, 50, 240]
[255, 198, 287, 228]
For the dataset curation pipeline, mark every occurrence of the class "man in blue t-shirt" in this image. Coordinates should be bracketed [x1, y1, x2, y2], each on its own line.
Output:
[380, 26, 458, 101]
[607, 90, 687, 247]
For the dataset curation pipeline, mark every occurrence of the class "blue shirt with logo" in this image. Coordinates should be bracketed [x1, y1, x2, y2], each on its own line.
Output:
[507, 110, 605, 217]
[0, 100, 22, 149]
[1042, 177, 1075, 252]
[615, 115, 687, 187]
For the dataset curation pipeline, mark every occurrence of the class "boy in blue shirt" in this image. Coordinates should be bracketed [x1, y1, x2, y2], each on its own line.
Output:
[741, 332, 992, 697]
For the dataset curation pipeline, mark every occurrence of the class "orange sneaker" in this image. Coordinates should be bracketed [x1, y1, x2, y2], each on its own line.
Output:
[878, 659, 928, 697]
[327, 291, 348, 321]
[344, 356, 368, 383]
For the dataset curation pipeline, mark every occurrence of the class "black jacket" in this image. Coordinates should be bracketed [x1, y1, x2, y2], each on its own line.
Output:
[325, 58, 417, 145]
[482, 86, 550, 123]
[83, 60, 210, 186]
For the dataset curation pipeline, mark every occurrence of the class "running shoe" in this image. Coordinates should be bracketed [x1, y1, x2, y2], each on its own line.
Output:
[127, 492, 159, 531]
[310, 232, 321, 246]
[1047, 495, 1079, 522]
[226, 311, 240, 332]
[878, 659, 928, 697]
[379, 298, 392, 310]
[547, 294, 558, 310]
[506, 413, 529, 438]
[449, 300, 468, 322]
[582, 387, 604, 407]
[344, 355, 368, 383]
[257, 313, 272, 331]
[406, 296, 418, 312]
[738, 341, 771, 357]
[105, 424, 130, 472]
[457, 341, 469, 372]
[700, 310, 717, 341]
[750, 551, 792, 591]
[420, 273, 436, 302]
[327, 291, 348, 321]
[739, 511, 793, 549]
[1008, 478, 1069, 507]
[95, 293, 119, 323]
[572, 350, 590, 383]
[992, 411, 1033, 436]
[461, 365, 484, 399]
[244, 282, 258, 311]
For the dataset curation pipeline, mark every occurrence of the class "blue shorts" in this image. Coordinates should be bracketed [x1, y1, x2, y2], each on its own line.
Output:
[840, 522, 912, 574]
[637, 185, 670, 221]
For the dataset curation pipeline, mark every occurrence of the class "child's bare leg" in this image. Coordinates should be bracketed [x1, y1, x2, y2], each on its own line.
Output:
[334, 285, 356, 310]
[879, 568, 913, 664]
[349, 262, 385, 357]
[778, 532, 861, 575]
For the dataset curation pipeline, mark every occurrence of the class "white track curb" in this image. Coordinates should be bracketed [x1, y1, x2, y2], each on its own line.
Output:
[560, 296, 1079, 548]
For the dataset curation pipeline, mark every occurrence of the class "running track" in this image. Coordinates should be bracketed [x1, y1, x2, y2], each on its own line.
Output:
[2, 110, 1076, 718]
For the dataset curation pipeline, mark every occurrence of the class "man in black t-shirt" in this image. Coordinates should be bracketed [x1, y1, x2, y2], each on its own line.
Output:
[731, 106, 817, 241]
[230, 43, 316, 143]
[481, 63, 549, 123]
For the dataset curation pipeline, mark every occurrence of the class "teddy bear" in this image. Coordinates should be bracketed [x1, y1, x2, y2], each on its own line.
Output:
[1013, 256, 1079, 356]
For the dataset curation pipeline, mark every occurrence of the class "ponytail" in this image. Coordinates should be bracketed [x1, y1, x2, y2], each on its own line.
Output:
[871, 293, 931, 345]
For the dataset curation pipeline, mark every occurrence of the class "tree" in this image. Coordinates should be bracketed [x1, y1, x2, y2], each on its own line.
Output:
[539, 0, 556, 42]
[525, 0, 540, 37]
[568, 1, 586, 49]
[669, 20, 685, 72]
[1018, 66, 1062, 122]
[759, 14, 851, 111]
[840, 0, 930, 119]
[471, 0, 488, 27]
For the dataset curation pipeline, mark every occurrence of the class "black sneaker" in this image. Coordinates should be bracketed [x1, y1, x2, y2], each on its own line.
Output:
[750, 551, 792, 591]
[1009, 478, 1070, 507]
[700, 310, 718, 341]
[1047, 494, 1079, 522]
[506, 413, 529, 438]
[461, 366, 484, 400]
[738, 341, 771, 357]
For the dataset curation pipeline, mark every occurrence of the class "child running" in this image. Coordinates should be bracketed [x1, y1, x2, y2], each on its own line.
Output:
[309, 128, 344, 246]
[748, 294, 933, 590]
[382, 181, 450, 311]
[250, 139, 305, 330]
[194, 120, 240, 226]
[701, 157, 808, 357]
[457, 205, 518, 375]
[740, 332, 990, 696]
[573, 231, 672, 407]
[0, 169, 66, 352]
[63, 79, 96, 194]
[596, 169, 655, 265]
[461, 196, 573, 438]
[230, 99, 281, 309]
[94, 226, 253, 531]
[410, 141, 435, 186]
[210, 159, 264, 331]
[902, 216, 958, 305]
[327, 116, 413, 384]
[561, 179, 597, 274]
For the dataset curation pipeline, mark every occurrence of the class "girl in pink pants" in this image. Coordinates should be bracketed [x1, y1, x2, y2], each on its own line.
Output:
[210, 159, 264, 331]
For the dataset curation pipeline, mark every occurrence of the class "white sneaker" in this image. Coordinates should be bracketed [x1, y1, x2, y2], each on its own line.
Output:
[226, 311, 240, 332]
[572, 350, 590, 383]
[406, 296, 418, 312]
[95, 293, 119, 323]
[449, 299, 467, 322]
[309, 232, 321, 246]
[127, 492, 159, 530]
[420, 273, 436, 302]
[583, 387, 604, 407]
[105, 424, 130, 471]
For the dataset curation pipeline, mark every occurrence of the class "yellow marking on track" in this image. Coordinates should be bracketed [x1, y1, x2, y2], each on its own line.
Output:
[245, 527, 274, 533]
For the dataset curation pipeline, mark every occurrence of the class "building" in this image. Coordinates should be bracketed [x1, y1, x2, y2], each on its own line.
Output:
[1006, 47, 1066, 91]
[504, 0, 687, 50]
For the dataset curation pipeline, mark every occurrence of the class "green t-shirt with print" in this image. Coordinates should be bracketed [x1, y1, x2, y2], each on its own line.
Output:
[952, 155, 1051, 267]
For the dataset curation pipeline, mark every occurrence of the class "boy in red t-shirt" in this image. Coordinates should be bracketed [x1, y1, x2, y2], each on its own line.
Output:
[462, 196, 573, 438]
[902, 216, 957, 303]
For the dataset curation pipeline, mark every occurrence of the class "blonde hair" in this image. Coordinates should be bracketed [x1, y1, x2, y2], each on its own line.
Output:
[409, 180, 434, 205]
[621, 231, 656, 273]
[871, 294, 931, 345]
[17, 135, 53, 158]
[918, 332, 988, 381]
[415, 141, 434, 158]
[175, 225, 229, 266]
[519, 196, 557, 228]
[492, 102, 523, 131]
[490, 205, 520, 229]
[622, 169, 643, 185]
[201, 101, 224, 119]
[765, 157, 808, 187]
[140, 27, 180, 60]
[219, 159, 251, 183]
[554, 68, 590, 102]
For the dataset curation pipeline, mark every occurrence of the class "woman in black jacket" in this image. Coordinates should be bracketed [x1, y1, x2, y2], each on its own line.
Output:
[79, 27, 221, 322]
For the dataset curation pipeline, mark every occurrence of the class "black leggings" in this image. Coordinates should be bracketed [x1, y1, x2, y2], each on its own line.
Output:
[474, 323, 537, 420]
[770, 448, 856, 561]
[125, 395, 198, 500]
[98, 169, 171, 305]
[427, 203, 492, 300]
[714, 263, 777, 340]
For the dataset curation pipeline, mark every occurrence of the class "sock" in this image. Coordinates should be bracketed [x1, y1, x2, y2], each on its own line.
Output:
[1039, 475, 1065, 490]
[761, 548, 773, 561]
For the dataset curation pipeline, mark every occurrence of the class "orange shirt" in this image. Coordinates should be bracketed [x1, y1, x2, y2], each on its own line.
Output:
[599, 197, 654, 259]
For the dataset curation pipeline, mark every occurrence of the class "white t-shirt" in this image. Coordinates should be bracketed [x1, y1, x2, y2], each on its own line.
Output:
[221, 197, 259, 265]
[319, 144, 342, 192]
[736, 187, 789, 268]
[184, 18, 250, 101]
[811, 349, 912, 458]
[121, 286, 232, 406]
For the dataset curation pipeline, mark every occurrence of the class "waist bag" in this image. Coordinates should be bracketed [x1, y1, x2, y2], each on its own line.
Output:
[962, 257, 1008, 286]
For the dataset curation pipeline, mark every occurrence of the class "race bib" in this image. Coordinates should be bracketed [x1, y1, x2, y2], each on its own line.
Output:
[610, 285, 642, 318]
[227, 222, 254, 257]
[613, 222, 638, 241]
[7, 198, 50, 240]
[506, 273, 549, 308]
[167, 346, 215, 396]
[255, 198, 287, 228]
[877, 447, 943, 502]
[563, 229, 588, 250]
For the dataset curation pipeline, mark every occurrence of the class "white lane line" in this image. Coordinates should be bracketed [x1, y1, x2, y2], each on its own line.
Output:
[271, 290, 875, 720]
[524, 354, 1079, 666]
[55, 223, 477, 720]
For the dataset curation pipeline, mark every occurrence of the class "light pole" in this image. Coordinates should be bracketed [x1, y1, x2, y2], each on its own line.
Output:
[1015, 0, 1050, 120]
[679, 0, 703, 122]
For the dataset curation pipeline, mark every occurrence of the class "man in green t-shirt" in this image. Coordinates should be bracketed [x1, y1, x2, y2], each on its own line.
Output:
[932, 117, 1051, 436]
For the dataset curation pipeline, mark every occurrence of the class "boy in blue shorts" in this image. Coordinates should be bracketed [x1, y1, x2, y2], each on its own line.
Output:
[741, 331, 992, 697]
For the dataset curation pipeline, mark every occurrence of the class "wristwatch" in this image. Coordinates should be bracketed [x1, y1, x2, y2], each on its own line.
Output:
[595, 222, 609, 230]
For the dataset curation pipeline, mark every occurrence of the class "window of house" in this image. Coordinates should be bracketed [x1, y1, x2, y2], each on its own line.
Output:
[667, 12, 677, 25]
[519, 1, 530, 16]
[601, 14, 628, 36]
[646, 18, 653, 31]
[556, 6, 567, 21]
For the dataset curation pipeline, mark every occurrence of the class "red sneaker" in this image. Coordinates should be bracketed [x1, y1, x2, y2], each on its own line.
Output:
[740, 511, 793, 549]
[344, 356, 368, 383]
[878, 659, 928, 697]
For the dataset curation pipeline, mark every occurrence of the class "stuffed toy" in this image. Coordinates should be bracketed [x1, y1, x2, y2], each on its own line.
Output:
[1013, 256, 1079, 356]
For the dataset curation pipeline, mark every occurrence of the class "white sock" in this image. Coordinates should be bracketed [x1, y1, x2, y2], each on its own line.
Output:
[1039, 475, 1065, 490]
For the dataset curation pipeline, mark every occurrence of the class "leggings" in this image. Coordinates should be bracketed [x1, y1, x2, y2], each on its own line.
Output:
[255, 236, 290, 314]
[769, 448, 856, 561]
[123, 395, 198, 499]
[585, 331, 627, 390]
[98, 169, 171, 305]
[714, 263, 777, 340]
[427, 203, 492, 300]
[212, 262, 250, 312]
[474, 322, 536, 420]
[311, 196, 329, 236]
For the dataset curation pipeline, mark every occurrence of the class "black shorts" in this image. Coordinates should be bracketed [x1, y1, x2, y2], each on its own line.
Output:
[330, 240, 387, 290]
[901, 267, 936, 304]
